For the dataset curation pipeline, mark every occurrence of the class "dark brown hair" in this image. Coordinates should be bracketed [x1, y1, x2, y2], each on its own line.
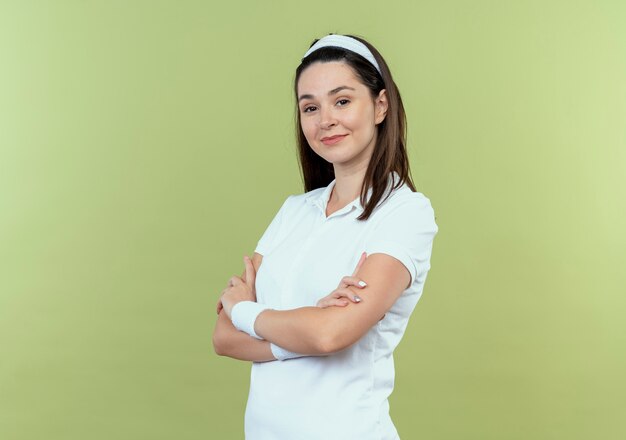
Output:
[294, 33, 416, 221]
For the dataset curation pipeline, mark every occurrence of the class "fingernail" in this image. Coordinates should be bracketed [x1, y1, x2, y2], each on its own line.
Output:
[354, 295, 362, 303]
[358, 280, 367, 287]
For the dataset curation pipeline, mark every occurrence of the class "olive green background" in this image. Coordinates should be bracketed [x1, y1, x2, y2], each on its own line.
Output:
[1, 1, 624, 439]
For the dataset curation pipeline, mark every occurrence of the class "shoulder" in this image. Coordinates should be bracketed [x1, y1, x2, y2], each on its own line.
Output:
[279, 186, 326, 210]
[290, 187, 324, 204]
[374, 184, 437, 228]
[392, 185, 434, 208]
[278, 190, 316, 210]
[265, 190, 319, 224]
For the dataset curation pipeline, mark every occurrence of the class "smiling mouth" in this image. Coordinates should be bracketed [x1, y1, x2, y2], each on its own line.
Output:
[321, 135, 347, 145]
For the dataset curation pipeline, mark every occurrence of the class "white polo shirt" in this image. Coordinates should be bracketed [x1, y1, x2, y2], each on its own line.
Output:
[246, 171, 438, 440]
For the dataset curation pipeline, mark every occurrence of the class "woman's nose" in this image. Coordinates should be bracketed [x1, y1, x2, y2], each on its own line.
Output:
[319, 107, 337, 129]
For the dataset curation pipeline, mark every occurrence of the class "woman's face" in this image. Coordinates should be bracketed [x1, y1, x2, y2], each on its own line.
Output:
[297, 61, 387, 169]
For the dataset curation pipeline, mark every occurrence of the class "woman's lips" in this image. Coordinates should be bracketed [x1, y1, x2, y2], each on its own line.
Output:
[321, 135, 347, 145]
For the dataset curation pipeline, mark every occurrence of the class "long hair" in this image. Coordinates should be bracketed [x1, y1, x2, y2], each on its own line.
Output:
[294, 33, 416, 221]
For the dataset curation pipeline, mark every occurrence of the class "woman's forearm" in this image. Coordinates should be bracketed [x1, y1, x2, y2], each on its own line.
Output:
[213, 309, 276, 362]
[254, 307, 343, 355]
[250, 253, 410, 355]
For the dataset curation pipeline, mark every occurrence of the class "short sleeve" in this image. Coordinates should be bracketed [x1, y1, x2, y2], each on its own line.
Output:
[254, 195, 292, 256]
[362, 194, 439, 286]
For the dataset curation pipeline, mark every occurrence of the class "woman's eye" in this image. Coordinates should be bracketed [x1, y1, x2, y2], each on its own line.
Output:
[302, 100, 348, 113]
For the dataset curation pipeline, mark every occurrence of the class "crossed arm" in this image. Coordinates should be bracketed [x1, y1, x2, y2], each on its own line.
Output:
[212, 253, 275, 362]
[212, 251, 411, 360]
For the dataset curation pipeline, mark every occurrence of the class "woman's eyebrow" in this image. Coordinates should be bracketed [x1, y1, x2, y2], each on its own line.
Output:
[298, 85, 356, 102]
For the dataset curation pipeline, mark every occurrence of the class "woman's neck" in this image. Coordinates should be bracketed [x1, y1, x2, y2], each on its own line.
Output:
[330, 167, 367, 206]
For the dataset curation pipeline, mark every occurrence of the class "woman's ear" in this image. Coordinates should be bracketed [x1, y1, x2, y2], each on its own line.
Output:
[374, 89, 388, 125]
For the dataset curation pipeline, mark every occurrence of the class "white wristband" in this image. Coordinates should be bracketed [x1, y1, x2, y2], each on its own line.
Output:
[231, 301, 270, 340]
[270, 343, 305, 361]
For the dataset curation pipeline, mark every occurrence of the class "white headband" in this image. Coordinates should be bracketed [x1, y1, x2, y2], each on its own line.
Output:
[301, 34, 382, 76]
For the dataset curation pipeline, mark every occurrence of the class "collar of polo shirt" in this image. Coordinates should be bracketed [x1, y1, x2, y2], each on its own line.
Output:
[304, 171, 400, 214]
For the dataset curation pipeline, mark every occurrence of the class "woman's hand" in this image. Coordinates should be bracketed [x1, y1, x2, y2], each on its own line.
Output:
[316, 252, 368, 308]
[218, 255, 257, 319]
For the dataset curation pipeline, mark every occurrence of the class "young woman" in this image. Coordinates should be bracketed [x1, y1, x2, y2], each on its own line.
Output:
[213, 33, 439, 440]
